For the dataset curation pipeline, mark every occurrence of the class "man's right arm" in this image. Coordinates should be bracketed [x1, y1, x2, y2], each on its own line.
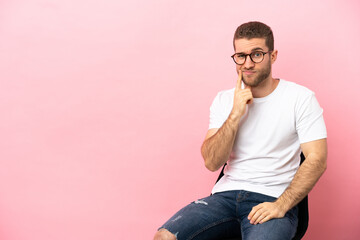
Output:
[201, 71, 253, 172]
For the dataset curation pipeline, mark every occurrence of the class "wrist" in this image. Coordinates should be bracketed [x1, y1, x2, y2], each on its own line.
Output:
[228, 111, 242, 123]
[274, 197, 292, 214]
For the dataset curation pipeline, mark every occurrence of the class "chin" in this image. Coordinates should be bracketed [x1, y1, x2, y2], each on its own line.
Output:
[242, 77, 256, 86]
[243, 77, 263, 88]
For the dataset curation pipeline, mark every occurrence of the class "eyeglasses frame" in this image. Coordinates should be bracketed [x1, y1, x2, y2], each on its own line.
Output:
[231, 51, 273, 65]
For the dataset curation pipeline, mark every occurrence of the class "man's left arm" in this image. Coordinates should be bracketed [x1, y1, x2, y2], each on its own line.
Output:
[248, 138, 327, 225]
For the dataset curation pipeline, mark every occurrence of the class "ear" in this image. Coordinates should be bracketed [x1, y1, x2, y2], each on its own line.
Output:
[270, 50, 278, 64]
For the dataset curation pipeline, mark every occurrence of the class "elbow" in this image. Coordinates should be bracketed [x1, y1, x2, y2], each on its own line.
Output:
[204, 160, 219, 172]
[201, 146, 218, 172]
[201, 142, 221, 172]
[315, 156, 327, 177]
[202, 152, 218, 172]
[307, 151, 327, 175]
[320, 153, 327, 174]
[321, 160, 327, 174]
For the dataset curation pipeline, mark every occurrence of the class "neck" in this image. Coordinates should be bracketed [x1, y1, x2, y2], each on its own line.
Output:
[251, 76, 279, 98]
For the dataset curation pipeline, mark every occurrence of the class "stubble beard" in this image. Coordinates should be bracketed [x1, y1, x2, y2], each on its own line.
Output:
[241, 61, 271, 87]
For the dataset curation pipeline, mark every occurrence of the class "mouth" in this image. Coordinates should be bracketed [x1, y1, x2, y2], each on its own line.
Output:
[242, 70, 256, 75]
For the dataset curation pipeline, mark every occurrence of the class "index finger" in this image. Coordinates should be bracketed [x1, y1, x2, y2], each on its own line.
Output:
[236, 70, 243, 90]
[248, 204, 261, 221]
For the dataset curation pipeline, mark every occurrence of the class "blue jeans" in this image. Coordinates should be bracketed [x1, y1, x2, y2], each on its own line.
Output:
[159, 190, 298, 240]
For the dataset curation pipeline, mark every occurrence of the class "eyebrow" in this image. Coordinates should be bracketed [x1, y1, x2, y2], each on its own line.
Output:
[236, 47, 265, 54]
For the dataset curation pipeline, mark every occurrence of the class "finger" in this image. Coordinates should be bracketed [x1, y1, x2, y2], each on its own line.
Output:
[254, 212, 268, 225]
[239, 90, 251, 98]
[250, 209, 266, 225]
[238, 69, 242, 81]
[239, 82, 253, 104]
[241, 90, 253, 104]
[247, 206, 257, 220]
[236, 70, 242, 90]
[250, 212, 261, 224]
[248, 205, 262, 222]
[243, 94, 253, 105]
[259, 215, 272, 224]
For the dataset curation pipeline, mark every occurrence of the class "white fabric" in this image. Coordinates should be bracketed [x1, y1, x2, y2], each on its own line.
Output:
[209, 79, 327, 198]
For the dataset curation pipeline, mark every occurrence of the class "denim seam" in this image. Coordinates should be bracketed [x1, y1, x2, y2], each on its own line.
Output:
[186, 217, 239, 240]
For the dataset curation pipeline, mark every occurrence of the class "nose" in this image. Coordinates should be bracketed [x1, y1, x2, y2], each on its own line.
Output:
[243, 55, 255, 69]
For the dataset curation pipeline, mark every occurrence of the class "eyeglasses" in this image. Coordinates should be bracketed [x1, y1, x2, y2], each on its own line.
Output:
[231, 51, 272, 65]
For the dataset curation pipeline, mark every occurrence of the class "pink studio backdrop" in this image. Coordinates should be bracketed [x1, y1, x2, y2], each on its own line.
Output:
[0, 0, 359, 239]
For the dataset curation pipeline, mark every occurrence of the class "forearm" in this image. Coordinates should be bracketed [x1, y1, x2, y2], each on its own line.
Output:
[202, 71, 252, 172]
[201, 113, 241, 172]
[275, 152, 327, 212]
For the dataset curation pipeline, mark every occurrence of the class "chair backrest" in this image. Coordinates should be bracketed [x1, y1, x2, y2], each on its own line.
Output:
[215, 152, 309, 240]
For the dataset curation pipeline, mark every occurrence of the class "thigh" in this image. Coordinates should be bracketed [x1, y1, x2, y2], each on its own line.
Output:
[241, 206, 298, 240]
[158, 191, 241, 240]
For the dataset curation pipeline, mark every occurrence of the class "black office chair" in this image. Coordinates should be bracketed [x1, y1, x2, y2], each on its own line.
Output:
[215, 153, 309, 240]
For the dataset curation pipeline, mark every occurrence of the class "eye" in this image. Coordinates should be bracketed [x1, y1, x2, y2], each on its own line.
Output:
[252, 51, 263, 58]
[236, 54, 246, 59]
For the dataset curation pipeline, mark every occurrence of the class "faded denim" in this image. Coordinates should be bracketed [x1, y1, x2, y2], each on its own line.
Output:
[159, 190, 298, 240]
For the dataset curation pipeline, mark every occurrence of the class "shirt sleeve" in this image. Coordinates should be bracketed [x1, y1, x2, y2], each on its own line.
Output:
[208, 91, 233, 129]
[295, 92, 327, 143]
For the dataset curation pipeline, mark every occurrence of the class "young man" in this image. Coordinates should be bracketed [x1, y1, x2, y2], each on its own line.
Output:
[154, 21, 327, 240]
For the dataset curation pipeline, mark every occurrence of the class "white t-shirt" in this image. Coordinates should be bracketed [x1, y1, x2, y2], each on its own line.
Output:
[209, 79, 327, 198]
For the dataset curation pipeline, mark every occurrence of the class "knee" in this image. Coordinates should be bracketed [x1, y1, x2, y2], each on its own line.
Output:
[153, 228, 177, 240]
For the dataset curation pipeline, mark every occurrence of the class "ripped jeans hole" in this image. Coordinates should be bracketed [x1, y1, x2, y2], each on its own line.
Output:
[171, 215, 182, 222]
[194, 199, 208, 205]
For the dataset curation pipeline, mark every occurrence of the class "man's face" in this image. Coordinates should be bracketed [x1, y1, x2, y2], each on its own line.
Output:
[233, 38, 276, 87]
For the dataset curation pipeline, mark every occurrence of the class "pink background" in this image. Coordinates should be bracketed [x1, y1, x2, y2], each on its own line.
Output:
[0, 0, 359, 239]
